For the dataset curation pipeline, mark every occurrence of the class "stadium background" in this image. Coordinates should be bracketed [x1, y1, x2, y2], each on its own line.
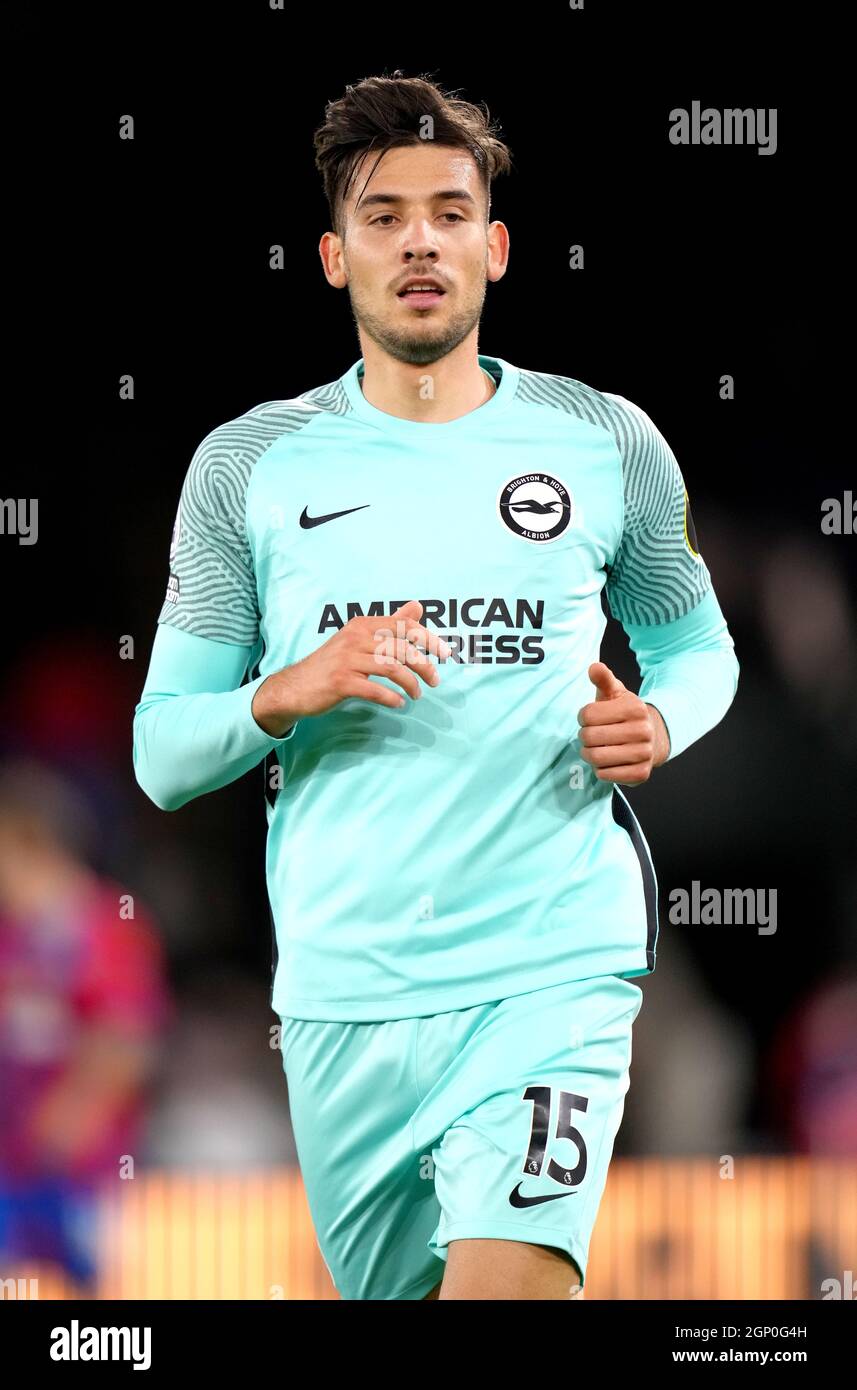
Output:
[2, 7, 853, 1300]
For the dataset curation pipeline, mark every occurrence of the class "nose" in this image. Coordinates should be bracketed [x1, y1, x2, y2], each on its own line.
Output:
[404, 244, 439, 263]
[401, 220, 441, 260]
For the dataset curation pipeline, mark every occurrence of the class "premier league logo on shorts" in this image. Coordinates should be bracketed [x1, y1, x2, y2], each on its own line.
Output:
[497, 472, 574, 543]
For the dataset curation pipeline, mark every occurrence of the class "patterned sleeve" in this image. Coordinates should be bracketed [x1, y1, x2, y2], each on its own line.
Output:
[602, 393, 712, 626]
[157, 420, 260, 645]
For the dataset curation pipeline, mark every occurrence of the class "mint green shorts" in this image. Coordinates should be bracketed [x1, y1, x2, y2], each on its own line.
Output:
[278, 973, 643, 1300]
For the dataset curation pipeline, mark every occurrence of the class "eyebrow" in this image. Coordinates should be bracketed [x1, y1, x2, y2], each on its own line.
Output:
[355, 188, 478, 213]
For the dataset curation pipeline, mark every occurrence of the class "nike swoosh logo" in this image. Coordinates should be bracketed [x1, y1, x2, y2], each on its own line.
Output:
[508, 1181, 577, 1208]
[299, 505, 370, 529]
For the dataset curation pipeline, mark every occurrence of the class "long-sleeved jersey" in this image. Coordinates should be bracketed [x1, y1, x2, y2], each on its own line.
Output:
[133, 354, 739, 1020]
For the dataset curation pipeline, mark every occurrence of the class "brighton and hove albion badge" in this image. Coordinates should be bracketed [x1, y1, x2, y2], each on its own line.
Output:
[497, 472, 574, 543]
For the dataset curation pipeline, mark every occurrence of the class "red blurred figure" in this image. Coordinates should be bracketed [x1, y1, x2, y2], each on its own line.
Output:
[765, 974, 857, 1154]
[0, 758, 171, 1290]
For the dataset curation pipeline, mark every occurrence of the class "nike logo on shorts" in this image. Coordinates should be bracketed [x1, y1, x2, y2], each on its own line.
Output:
[508, 1181, 577, 1208]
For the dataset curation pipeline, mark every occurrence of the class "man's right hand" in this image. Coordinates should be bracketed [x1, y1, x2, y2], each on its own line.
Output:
[251, 600, 451, 736]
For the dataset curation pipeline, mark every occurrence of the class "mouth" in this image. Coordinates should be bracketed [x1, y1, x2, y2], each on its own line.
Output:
[397, 284, 446, 307]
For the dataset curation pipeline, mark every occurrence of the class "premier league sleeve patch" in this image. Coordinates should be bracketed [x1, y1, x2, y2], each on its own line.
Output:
[683, 488, 700, 557]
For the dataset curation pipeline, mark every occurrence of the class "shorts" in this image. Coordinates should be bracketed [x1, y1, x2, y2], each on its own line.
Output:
[278, 972, 643, 1300]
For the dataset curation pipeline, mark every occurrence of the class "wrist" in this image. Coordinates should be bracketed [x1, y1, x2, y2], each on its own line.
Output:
[645, 702, 671, 767]
[252, 669, 301, 738]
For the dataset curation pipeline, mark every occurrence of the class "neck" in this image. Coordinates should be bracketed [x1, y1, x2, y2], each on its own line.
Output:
[357, 345, 496, 423]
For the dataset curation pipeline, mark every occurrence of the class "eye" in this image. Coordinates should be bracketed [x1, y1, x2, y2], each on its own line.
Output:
[370, 212, 465, 226]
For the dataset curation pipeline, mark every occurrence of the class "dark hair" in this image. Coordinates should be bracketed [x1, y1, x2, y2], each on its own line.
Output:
[313, 69, 513, 239]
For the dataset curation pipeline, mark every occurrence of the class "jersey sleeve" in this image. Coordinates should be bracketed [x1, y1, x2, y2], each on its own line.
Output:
[133, 610, 298, 813]
[602, 393, 739, 760]
[157, 421, 262, 645]
[622, 590, 739, 761]
[602, 393, 712, 626]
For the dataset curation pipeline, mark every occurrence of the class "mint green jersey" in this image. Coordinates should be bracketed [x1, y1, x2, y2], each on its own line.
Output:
[136, 354, 738, 1020]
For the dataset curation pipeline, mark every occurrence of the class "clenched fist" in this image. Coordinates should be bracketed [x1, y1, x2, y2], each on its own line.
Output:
[577, 661, 670, 786]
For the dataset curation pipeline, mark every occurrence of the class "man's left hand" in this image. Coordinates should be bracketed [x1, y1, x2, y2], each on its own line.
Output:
[577, 661, 670, 785]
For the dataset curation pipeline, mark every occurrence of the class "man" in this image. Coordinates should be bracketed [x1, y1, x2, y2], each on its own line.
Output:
[0, 759, 169, 1293]
[133, 71, 739, 1300]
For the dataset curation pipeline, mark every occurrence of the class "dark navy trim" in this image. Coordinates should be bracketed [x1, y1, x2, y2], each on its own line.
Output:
[263, 748, 279, 811]
[250, 643, 281, 1006]
[611, 787, 658, 969]
[266, 900, 279, 1009]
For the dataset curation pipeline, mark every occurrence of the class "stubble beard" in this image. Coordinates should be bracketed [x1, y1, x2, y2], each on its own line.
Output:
[345, 271, 489, 368]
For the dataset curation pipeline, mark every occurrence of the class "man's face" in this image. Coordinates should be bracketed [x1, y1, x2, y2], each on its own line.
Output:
[327, 142, 506, 367]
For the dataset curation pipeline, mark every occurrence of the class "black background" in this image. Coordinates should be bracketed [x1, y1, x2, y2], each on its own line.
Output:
[4, 2, 848, 1150]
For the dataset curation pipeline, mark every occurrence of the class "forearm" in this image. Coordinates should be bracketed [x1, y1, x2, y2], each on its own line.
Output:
[625, 589, 740, 762]
[251, 668, 303, 737]
[25, 1028, 154, 1165]
[133, 623, 297, 811]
